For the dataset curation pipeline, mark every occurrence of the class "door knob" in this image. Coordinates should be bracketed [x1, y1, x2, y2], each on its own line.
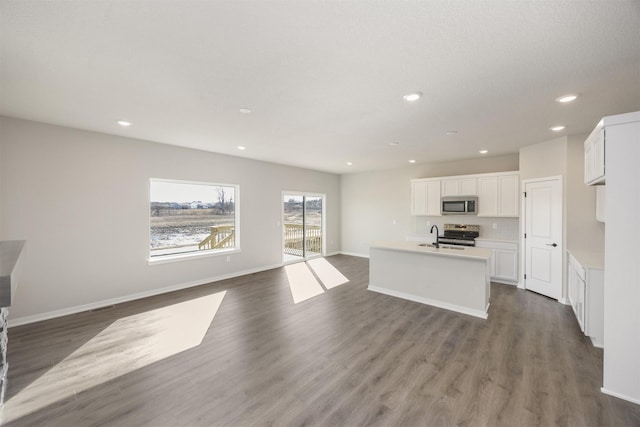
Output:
[546, 243, 558, 247]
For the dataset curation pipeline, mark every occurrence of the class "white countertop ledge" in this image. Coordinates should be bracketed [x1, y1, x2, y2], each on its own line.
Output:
[370, 240, 492, 261]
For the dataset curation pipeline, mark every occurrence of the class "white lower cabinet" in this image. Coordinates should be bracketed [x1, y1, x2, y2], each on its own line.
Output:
[567, 251, 604, 348]
[475, 239, 518, 285]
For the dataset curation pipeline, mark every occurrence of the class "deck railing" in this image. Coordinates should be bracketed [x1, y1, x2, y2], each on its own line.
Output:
[198, 223, 321, 256]
[284, 223, 322, 256]
[198, 225, 235, 250]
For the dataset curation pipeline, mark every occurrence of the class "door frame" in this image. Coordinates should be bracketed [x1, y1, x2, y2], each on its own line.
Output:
[519, 175, 567, 303]
[281, 190, 327, 264]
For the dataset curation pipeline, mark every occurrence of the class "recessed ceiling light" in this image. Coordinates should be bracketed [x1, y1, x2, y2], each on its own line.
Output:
[403, 92, 423, 102]
[409, 159, 416, 163]
[346, 162, 353, 166]
[446, 131, 458, 136]
[550, 125, 566, 132]
[555, 94, 578, 103]
[237, 146, 246, 150]
[117, 120, 132, 127]
[239, 108, 252, 114]
[389, 142, 400, 146]
[479, 150, 489, 154]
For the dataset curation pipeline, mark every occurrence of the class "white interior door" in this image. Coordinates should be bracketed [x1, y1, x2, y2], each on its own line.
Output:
[524, 177, 562, 300]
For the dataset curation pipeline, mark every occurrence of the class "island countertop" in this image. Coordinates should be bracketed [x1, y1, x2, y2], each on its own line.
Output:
[370, 240, 492, 261]
[369, 241, 491, 319]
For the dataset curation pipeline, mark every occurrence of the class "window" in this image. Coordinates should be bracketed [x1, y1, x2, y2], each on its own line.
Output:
[150, 179, 238, 258]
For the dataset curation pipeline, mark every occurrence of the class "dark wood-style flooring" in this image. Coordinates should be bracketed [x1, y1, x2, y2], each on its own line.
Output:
[3, 255, 640, 426]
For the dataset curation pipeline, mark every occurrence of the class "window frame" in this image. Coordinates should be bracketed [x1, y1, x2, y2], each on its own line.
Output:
[148, 178, 240, 264]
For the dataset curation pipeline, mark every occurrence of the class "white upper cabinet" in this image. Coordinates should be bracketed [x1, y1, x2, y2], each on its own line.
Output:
[477, 173, 519, 217]
[411, 179, 441, 216]
[477, 176, 498, 216]
[412, 171, 518, 217]
[441, 177, 477, 196]
[584, 124, 605, 185]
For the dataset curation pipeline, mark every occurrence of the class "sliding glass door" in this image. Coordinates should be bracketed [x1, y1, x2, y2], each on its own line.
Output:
[283, 193, 324, 262]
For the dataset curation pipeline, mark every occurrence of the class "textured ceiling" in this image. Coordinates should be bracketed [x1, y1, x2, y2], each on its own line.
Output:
[1, 1, 639, 174]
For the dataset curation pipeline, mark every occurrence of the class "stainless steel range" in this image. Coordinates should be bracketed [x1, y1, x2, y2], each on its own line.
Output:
[439, 224, 479, 247]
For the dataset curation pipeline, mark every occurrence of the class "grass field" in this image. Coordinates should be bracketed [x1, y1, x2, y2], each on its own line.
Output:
[150, 208, 234, 251]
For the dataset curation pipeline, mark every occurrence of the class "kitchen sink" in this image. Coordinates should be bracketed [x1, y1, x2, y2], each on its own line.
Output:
[417, 243, 465, 250]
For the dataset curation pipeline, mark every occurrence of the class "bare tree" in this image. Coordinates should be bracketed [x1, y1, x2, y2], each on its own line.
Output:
[216, 186, 226, 213]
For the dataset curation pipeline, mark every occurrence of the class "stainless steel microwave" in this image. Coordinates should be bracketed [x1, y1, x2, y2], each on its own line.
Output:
[441, 196, 478, 215]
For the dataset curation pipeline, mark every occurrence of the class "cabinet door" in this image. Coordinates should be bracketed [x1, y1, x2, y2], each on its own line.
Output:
[593, 130, 605, 181]
[585, 128, 605, 185]
[488, 249, 497, 277]
[441, 179, 459, 197]
[498, 174, 519, 217]
[494, 249, 518, 281]
[568, 260, 579, 315]
[425, 180, 442, 216]
[568, 256, 586, 332]
[576, 278, 585, 331]
[459, 177, 477, 196]
[411, 180, 441, 216]
[477, 176, 498, 216]
[441, 177, 477, 196]
[411, 181, 427, 215]
[584, 140, 594, 183]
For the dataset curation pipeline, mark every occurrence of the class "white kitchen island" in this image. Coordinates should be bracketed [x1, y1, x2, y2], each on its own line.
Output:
[369, 241, 492, 319]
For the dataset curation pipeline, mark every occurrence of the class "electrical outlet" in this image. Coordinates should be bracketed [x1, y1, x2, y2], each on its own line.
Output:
[392, 219, 397, 225]
[427, 221, 431, 227]
[226, 255, 231, 262]
[492, 223, 498, 229]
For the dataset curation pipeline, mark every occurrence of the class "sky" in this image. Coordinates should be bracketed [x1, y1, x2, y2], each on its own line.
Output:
[150, 180, 234, 203]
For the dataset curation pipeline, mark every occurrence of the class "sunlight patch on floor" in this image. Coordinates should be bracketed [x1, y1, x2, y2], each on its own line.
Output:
[284, 262, 324, 303]
[4, 291, 226, 424]
[307, 258, 349, 289]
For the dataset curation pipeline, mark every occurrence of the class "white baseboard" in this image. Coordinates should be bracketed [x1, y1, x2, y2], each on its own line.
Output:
[589, 336, 604, 349]
[339, 251, 370, 258]
[601, 387, 640, 405]
[8, 262, 283, 328]
[325, 251, 341, 257]
[367, 285, 488, 320]
[558, 297, 570, 305]
[491, 279, 518, 286]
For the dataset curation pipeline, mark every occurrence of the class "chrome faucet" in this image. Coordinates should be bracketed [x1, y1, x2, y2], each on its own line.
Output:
[430, 225, 440, 248]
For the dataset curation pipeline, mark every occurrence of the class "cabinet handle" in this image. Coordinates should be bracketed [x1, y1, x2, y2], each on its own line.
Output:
[546, 243, 558, 247]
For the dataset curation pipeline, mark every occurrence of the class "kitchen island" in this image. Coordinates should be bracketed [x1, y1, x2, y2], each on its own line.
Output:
[369, 241, 492, 319]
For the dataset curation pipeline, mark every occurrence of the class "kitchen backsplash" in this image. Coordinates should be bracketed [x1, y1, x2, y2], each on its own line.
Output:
[414, 216, 519, 241]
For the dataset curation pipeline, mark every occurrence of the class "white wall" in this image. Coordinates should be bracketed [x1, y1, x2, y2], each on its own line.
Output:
[566, 134, 605, 252]
[518, 135, 605, 301]
[519, 137, 568, 182]
[340, 155, 519, 256]
[0, 117, 341, 324]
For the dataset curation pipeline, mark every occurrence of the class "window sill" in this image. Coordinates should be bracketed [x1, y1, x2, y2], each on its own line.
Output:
[148, 248, 241, 265]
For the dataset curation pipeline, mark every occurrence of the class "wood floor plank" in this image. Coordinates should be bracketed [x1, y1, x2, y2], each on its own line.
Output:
[3, 255, 640, 426]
